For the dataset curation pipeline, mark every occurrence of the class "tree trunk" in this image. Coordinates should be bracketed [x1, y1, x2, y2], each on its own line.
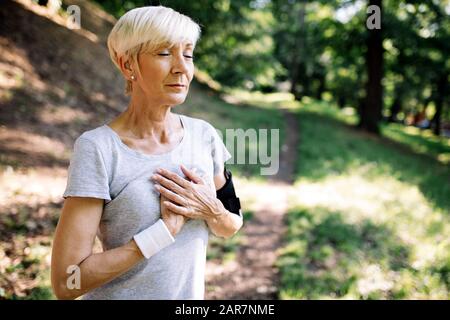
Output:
[359, 0, 383, 134]
[432, 72, 447, 135]
[388, 88, 402, 122]
[315, 73, 325, 100]
[338, 96, 346, 109]
[289, 1, 306, 99]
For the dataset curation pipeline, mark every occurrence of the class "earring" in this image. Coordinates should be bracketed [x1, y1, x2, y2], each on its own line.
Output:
[130, 75, 136, 80]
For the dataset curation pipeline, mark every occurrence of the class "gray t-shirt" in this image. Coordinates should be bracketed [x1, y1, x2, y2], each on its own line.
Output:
[62, 114, 232, 300]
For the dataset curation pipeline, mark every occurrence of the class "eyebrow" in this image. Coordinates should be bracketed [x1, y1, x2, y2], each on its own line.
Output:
[157, 43, 193, 52]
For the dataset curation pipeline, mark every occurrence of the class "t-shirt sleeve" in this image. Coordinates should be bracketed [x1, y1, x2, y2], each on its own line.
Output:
[207, 123, 232, 176]
[63, 136, 111, 201]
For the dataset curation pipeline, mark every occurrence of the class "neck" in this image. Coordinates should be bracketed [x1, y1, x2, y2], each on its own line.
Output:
[118, 96, 178, 143]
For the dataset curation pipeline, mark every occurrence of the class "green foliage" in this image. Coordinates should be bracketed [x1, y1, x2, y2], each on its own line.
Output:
[277, 100, 450, 299]
[271, 0, 449, 130]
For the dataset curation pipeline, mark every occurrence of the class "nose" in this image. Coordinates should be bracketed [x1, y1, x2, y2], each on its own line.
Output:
[171, 52, 190, 76]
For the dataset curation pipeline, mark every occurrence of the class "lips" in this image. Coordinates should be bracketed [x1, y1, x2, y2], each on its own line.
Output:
[166, 84, 185, 87]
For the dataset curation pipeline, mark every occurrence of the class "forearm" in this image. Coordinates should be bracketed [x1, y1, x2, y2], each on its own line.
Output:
[54, 240, 143, 300]
[206, 200, 243, 238]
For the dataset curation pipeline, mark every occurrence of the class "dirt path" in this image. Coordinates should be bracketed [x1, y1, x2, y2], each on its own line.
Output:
[205, 110, 299, 299]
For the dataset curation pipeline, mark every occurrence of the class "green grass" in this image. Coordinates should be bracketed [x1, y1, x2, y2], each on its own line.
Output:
[277, 100, 450, 299]
[298, 97, 450, 166]
[382, 123, 450, 165]
[293, 106, 450, 212]
[278, 207, 414, 299]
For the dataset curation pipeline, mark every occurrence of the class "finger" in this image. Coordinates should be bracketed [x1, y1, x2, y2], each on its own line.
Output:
[164, 209, 189, 223]
[156, 168, 192, 189]
[180, 164, 204, 184]
[163, 201, 194, 218]
[155, 185, 187, 206]
[152, 173, 187, 196]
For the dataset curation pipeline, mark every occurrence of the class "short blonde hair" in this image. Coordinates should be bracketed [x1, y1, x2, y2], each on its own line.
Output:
[107, 6, 201, 95]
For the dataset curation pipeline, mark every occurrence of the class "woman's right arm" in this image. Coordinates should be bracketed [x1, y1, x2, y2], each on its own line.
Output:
[51, 197, 144, 300]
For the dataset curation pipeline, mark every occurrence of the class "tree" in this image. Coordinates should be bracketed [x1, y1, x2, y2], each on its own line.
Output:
[358, 0, 383, 134]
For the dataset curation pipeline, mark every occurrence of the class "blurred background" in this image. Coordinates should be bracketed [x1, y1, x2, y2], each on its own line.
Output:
[0, 0, 449, 299]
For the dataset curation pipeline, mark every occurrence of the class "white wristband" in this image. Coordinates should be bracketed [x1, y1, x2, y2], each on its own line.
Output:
[133, 219, 175, 259]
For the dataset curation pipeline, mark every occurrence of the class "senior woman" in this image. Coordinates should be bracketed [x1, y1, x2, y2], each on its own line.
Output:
[51, 6, 243, 300]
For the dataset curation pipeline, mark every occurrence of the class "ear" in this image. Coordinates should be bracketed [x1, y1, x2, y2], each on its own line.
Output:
[118, 55, 134, 80]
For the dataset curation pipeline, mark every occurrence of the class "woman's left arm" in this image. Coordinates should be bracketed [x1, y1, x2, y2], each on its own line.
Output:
[204, 167, 243, 238]
[151, 165, 243, 239]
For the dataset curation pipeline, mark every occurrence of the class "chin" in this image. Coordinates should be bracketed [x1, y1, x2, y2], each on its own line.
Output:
[165, 94, 187, 105]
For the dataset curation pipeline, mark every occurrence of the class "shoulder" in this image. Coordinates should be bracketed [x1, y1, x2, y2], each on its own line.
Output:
[180, 114, 220, 138]
[180, 114, 212, 129]
[77, 124, 110, 143]
[73, 125, 113, 155]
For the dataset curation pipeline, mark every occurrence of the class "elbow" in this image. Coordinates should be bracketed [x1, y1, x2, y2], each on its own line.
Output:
[209, 210, 244, 239]
[51, 274, 80, 300]
[52, 283, 75, 300]
[220, 220, 243, 239]
[221, 229, 240, 239]
[220, 232, 236, 240]
[212, 227, 236, 239]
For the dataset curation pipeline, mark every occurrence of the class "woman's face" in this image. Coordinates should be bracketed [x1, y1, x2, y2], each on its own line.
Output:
[135, 42, 195, 106]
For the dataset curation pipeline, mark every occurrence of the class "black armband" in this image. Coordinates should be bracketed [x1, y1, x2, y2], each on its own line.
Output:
[216, 167, 241, 217]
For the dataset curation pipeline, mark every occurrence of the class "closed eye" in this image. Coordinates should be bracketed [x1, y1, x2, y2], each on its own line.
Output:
[157, 53, 194, 59]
